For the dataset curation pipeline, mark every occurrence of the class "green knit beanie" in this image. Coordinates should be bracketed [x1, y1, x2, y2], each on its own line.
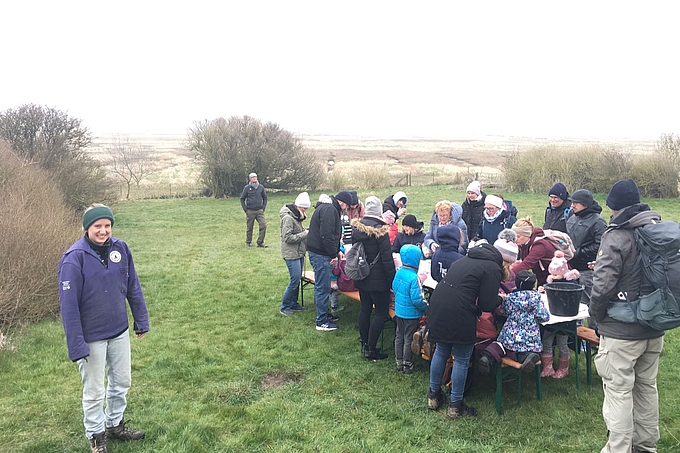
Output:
[82, 206, 115, 230]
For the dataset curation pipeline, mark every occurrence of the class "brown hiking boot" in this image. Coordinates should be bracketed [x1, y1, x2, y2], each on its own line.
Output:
[89, 432, 108, 453]
[446, 400, 478, 420]
[427, 389, 445, 411]
[106, 419, 145, 441]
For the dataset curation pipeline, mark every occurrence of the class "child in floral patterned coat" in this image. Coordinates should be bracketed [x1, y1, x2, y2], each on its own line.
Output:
[478, 270, 550, 374]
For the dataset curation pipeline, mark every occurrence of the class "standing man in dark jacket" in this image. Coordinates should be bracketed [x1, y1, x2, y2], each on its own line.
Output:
[565, 189, 607, 311]
[307, 191, 352, 331]
[351, 196, 396, 360]
[240, 172, 268, 247]
[544, 182, 571, 233]
[590, 179, 664, 453]
[427, 242, 503, 420]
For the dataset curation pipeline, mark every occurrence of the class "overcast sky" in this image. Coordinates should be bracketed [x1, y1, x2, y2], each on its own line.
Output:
[1, 1, 678, 139]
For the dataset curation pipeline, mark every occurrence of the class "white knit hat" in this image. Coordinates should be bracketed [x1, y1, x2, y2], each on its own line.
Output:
[294, 192, 311, 208]
[493, 238, 519, 263]
[466, 181, 481, 196]
[485, 194, 504, 209]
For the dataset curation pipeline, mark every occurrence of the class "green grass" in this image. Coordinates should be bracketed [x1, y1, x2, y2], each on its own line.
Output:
[1, 187, 680, 452]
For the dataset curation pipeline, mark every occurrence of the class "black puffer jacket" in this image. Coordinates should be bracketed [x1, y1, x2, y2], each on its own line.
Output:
[307, 197, 342, 257]
[544, 200, 571, 233]
[427, 243, 503, 345]
[565, 201, 607, 271]
[461, 192, 486, 240]
[351, 216, 396, 292]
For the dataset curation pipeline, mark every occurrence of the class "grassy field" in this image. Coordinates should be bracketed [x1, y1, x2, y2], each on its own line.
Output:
[1, 187, 679, 452]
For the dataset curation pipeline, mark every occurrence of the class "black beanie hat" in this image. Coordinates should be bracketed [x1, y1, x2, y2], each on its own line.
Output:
[515, 270, 537, 291]
[549, 182, 569, 201]
[349, 190, 359, 206]
[335, 191, 353, 205]
[606, 179, 640, 210]
[401, 214, 423, 229]
[568, 189, 594, 207]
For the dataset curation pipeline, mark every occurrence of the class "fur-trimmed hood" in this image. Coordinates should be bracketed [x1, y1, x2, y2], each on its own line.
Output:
[351, 217, 390, 239]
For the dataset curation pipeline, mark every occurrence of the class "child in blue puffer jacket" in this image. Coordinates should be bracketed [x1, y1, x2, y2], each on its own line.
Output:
[392, 244, 429, 374]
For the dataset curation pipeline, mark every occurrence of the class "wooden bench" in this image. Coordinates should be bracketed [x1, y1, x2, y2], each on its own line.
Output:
[494, 356, 543, 415]
[577, 326, 600, 386]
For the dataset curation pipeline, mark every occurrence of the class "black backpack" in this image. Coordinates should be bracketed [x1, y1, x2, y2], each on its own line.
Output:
[344, 242, 380, 281]
[608, 220, 680, 331]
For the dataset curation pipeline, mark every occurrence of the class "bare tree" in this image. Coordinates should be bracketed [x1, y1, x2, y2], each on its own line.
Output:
[105, 136, 158, 199]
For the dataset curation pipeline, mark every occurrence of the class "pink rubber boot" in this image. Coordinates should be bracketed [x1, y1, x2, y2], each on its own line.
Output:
[552, 356, 570, 379]
[540, 353, 555, 378]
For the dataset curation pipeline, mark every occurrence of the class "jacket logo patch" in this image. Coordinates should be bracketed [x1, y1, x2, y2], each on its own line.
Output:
[110, 251, 122, 263]
[61, 281, 70, 291]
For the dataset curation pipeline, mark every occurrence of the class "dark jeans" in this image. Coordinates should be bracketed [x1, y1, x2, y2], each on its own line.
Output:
[395, 317, 420, 366]
[358, 289, 391, 351]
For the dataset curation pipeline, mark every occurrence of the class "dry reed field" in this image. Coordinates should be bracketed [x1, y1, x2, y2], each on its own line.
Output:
[88, 133, 658, 195]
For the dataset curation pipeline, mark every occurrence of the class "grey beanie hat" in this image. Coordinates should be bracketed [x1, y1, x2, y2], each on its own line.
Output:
[569, 189, 594, 207]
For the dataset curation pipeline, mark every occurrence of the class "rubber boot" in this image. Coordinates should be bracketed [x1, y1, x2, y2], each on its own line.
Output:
[552, 356, 570, 379]
[540, 353, 555, 378]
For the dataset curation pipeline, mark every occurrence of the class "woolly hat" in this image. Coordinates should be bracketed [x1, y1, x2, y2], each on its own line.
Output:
[349, 190, 359, 206]
[364, 196, 382, 217]
[606, 179, 640, 210]
[468, 238, 488, 249]
[485, 194, 504, 209]
[466, 181, 481, 196]
[549, 182, 569, 201]
[401, 214, 423, 229]
[335, 191, 353, 206]
[382, 210, 396, 225]
[393, 191, 408, 206]
[515, 270, 537, 291]
[493, 229, 519, 263]
[568, 189, 594, 207]
[548, 250, 570, 276]
[249, 172, 257, 178]
[83, 205, 114, 230]
[294, 192, 311, 208]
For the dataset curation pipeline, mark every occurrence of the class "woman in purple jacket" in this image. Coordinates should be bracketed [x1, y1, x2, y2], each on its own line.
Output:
[58, 204, 149, 453]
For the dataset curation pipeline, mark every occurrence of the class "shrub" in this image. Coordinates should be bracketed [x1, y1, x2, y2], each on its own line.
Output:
[0, 104, 116, 211]
[0, 140, 79, 332]
[189, 116, 325, 197]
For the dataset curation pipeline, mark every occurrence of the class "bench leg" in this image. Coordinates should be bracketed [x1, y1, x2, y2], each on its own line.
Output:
[516, 370, 522, 407]
[495, 363, 503, 415]
[535, 363, 543, 401]
[585, 343, 593, 386]
[574, 340, 580, 390]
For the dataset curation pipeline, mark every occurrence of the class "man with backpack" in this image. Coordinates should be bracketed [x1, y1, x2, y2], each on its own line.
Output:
[590, 179, 664, 453]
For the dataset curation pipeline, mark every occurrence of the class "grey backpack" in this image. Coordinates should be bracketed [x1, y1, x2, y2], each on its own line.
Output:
[344, 242, 380, 281]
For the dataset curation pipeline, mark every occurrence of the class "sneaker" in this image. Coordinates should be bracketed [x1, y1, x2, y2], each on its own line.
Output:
[105, 419, 145, 441]
[396, 362, 404, 372]
[330, 305, 345, 313]
[280, 308, 295, 316]
[478, 354, 492, 376]
[316, 321, 338, 331]
[364, 349, 388, 360]
[427, 389, 445, 411]
[403, 363, 421, 374]
[326, 314, 340, 322]
[290, 304, 307, 311]
[245, 243, 251, 247]
[89, 432, 108, 453]
[257, 244, 268, 248]
[446, 400, 478, 420]
[520, 352, 540, 373]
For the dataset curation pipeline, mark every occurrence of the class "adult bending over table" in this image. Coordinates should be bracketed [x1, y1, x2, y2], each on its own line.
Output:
[351, 196, 396, 361]
[426, 241, 503, 419]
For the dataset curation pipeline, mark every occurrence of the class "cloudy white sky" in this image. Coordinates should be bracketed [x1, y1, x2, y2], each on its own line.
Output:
[1, 1, 678, 139]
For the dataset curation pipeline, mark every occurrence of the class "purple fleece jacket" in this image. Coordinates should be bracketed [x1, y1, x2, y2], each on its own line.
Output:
[58, 236, 149, 361]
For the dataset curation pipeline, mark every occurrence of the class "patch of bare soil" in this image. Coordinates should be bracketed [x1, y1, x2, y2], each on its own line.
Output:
[261, 371, 303, 390]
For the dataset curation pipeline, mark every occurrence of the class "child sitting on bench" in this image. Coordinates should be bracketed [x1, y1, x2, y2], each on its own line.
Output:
[478, 270, 550, 374]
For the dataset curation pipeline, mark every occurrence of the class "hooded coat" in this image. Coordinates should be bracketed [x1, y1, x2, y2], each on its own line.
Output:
[462, 191, 487, 240]
[510, 227, 556, 286]
[430, 223, 464, 282]
[476, 200, 517, 244]
[306, 196, 342, 257]
[392, 245, 428, 319]
[565, 201, 607, 271]
[351, 216, 396, 292]
[427, 243, 503, 345]
[590, 204, 665, 340]
[382, 191, 407, 219]
[424, 203, 468, 253]
[279, 204, 308, 260]
[391, 226, 426, 253]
